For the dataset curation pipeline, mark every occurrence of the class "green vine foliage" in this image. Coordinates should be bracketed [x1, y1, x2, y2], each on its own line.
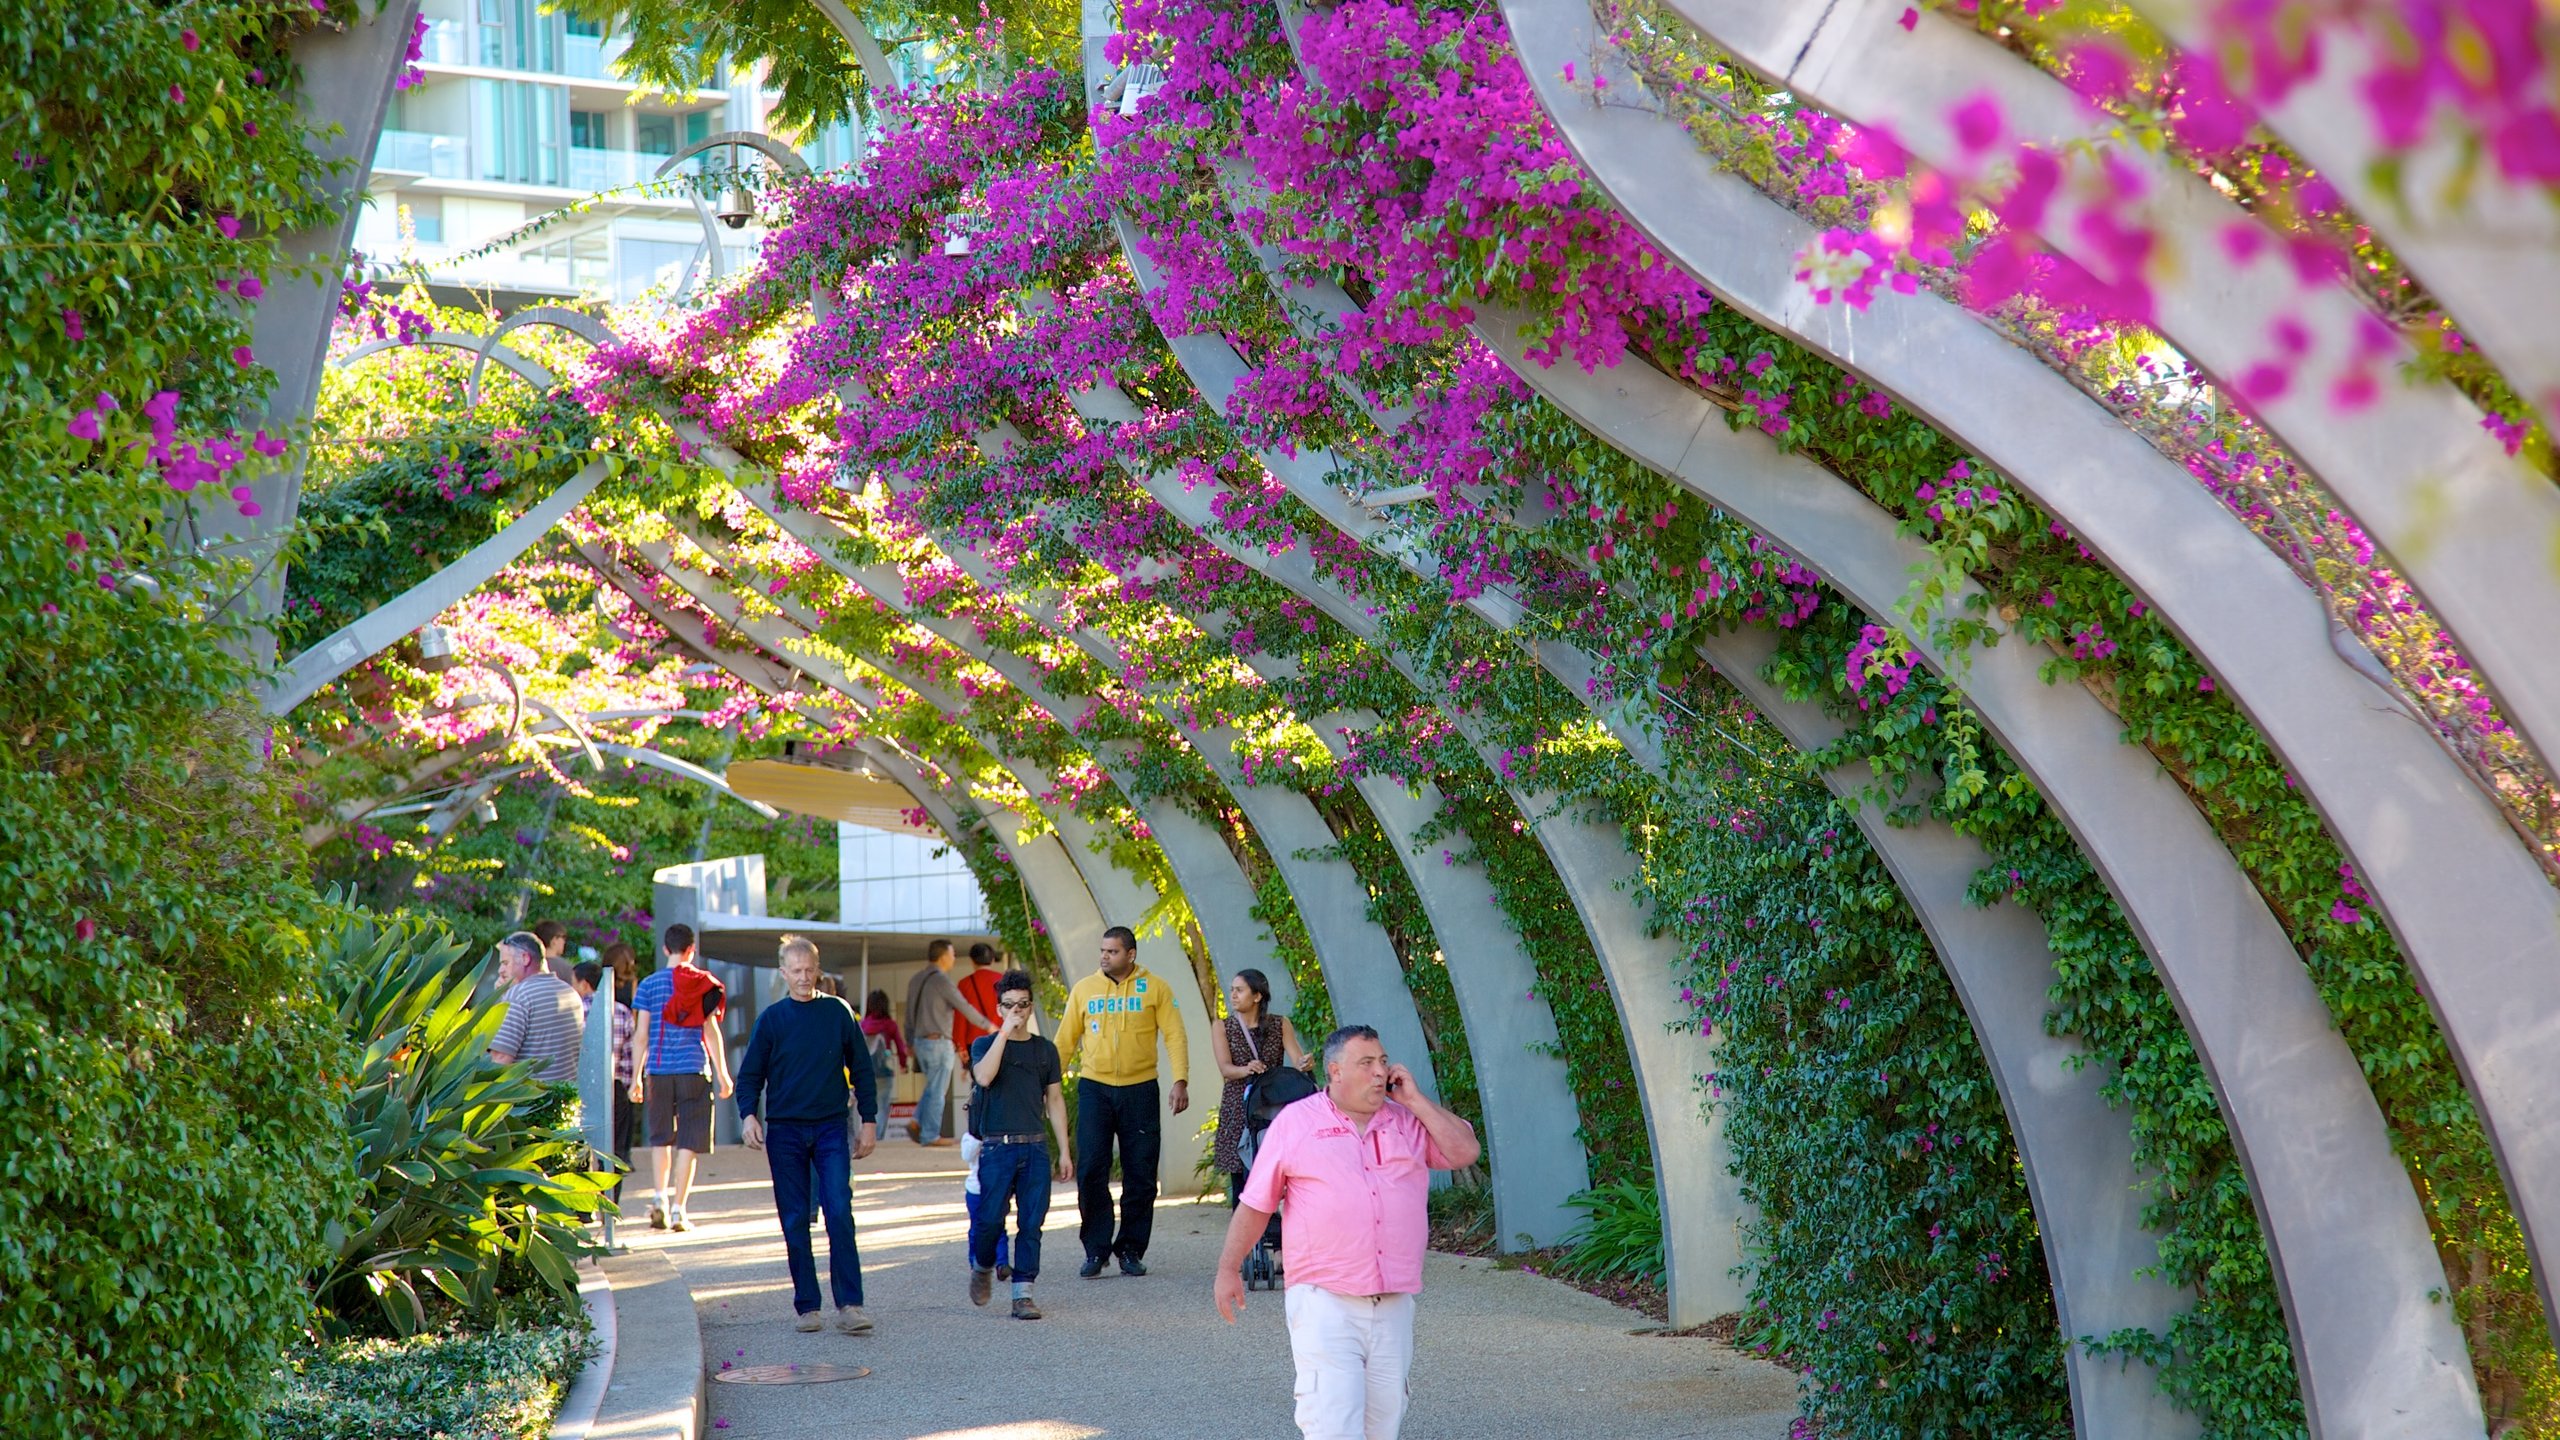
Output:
[3, 3, 366, 1434]
[1653, 676, 2068, 1430]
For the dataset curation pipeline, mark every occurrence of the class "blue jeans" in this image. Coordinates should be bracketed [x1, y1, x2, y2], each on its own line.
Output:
[766, 1117, 863, 1312]
[962, 1184, 1011, 1271]
[969, 1141, 1050, 1283]
[913, 1037, 957, 1143]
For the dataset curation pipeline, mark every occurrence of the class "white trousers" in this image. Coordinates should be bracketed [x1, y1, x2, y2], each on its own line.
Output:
[1284, 1284, 1416, 1440]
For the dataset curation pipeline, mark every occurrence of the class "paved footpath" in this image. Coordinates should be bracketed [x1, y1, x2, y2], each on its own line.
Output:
[624, 1136, 1798, 1440]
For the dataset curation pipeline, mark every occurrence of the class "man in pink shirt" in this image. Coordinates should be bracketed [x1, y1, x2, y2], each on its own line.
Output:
[1213, 1024, 1480, 1439]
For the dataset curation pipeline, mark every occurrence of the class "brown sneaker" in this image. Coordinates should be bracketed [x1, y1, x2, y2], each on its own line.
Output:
[834, 1306, 873, 1335]
[926, 1137, 959, 1148]
[969, 1267, 993, 1307]
[1011, 1295, 1043, 1321]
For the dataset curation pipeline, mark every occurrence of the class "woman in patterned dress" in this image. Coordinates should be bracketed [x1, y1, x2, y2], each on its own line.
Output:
[1211, 968, 1311, 1205]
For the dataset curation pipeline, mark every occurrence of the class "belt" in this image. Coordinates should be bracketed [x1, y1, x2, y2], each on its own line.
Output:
[981, 1132, 1047, 1145]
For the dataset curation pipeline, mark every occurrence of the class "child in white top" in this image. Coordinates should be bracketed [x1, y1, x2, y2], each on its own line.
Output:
[959, 1131, 1011, 1278]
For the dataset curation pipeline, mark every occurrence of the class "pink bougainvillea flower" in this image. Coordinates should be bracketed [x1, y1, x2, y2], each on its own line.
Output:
[216, 214, 240, 238]
[169, 84, 184, 104]
[62, 308, 84, 341]
[2493, 110, 2560, 185]
[1837, 126, 1907, 181]
[2330, 899, 2363, 925]
[74, 917, 96, 942]
[1898, 7, 1917, 30]
[231, 345, 254, 367]
[253, 429, 288, 457]
[64, 531, 88, 552]
[243, 120, 258, 137]
[181, 27, 200, 50]
[1949, 93, 2004, 155]
[2063, 41, 2133, 106]
[66, 409, 101, 441]
[238, 274, 264, 300]
[2168, 57, 2251, 156]
[97, 573, 117, 591]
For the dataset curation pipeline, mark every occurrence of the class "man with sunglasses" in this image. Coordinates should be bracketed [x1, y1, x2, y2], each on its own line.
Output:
[966, 970, 1073, 1320]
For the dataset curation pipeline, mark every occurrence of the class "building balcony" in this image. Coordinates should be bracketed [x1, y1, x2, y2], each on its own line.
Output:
[375, 129, 470, 179]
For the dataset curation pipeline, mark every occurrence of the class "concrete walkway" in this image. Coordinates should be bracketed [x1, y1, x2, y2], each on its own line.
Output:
[623, 1137, 1799, 1440]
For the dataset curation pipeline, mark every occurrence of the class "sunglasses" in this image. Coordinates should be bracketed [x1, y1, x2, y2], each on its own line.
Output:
[999, 999, 1034, 1011]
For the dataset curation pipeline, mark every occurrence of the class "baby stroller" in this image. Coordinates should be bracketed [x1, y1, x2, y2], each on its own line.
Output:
[1237, 1063, 1318, 1291]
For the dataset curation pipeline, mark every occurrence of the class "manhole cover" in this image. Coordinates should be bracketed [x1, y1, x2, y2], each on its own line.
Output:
[713, 1363, 871, 1385]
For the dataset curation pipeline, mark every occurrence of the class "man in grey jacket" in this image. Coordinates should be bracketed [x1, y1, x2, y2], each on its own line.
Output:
[903, 939, 992, 1146]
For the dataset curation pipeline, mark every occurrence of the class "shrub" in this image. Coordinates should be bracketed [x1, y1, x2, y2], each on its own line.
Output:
[1553, 1179, 1667, 1287]
[312, 909, 611, 1335]
[265, 1284, 594, 1440]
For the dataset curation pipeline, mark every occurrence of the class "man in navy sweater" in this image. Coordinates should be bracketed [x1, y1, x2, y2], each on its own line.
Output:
[737, 935, 881, 1335]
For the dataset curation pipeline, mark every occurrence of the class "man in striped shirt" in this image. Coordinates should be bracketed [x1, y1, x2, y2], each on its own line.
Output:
[491, 930, 586, 1084]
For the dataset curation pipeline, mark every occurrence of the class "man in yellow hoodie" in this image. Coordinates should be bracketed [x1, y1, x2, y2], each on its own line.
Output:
[1055, 925, 1191, 1278]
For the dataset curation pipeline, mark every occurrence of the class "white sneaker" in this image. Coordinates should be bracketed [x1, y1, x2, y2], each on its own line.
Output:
[669, 1206, 692, 1232]
[834, 1305, 873, 1335]
[795, 1311, 824, 1332]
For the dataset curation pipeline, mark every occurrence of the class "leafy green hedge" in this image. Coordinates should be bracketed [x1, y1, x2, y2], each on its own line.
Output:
[3, 3, 363, 1434]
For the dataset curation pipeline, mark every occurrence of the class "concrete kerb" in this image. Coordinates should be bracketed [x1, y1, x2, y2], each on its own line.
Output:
[548, 1263, 620, 1440]
[584, 1250, 705, 1440]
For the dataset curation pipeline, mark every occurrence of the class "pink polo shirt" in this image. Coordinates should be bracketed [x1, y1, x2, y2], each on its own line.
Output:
[1239, 1091, 1472, 1298]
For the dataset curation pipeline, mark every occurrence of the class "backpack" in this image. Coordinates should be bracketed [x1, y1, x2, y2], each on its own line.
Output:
[865, 1026, 895, 1078]
[662, 966, 726, 1029]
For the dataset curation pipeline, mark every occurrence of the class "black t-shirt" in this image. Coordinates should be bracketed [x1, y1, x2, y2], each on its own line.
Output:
[967, 1031, 1061, 1137]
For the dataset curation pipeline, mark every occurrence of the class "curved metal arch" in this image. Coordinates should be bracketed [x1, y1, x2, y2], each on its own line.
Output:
[2119, 1, 2560, 435]
[669, 503, 1286, 1010]
[336, 327, 557, 407]
[653, 131, 815, 300]
[1660, 0, 2560, 789]
[268, 329, 602, 715]
[727, 474, 1409, 1045]
[621, 524, 1225, 1174]
[575, 529, 1119, 1035]
[1500, 0, 2560, 1371]
[1096, 223, 1725, 1308]
[467, 306, 615, 403]
[1475, 301, 2482, 1430]
[1129, 420, 1604, 1257]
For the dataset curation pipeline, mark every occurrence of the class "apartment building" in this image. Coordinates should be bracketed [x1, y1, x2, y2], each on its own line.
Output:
[359, 0, 865, 308]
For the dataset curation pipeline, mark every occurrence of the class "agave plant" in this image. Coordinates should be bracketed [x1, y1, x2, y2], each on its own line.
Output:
[310, 909, 613, 1335]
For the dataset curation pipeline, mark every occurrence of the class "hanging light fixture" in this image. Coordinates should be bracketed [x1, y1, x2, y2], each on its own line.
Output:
[417, 623, 456, 672]
[717, 142, 755, 230]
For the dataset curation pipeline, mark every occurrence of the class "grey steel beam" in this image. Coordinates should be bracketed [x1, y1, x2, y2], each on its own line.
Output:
[1503, 0, 2560, 1369]
[1477, 300, 2483, 1433]
[268, 460, 604, 712]
[224, 0, 423, 629]
[2120, 0, 2560, 433]
[1660, 0, 2560, 790]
